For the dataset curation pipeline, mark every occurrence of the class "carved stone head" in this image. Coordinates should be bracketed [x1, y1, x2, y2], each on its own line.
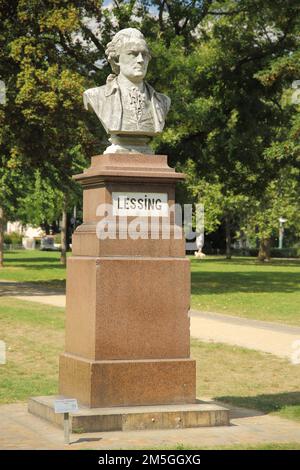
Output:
[105, 28, 151, 83]
[84, 28, 170, 153]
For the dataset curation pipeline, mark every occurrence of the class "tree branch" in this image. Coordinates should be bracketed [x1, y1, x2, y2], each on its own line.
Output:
[80, 23, 105, 55]
[270, 97, 282, 111]
[233, 30, 289, 72]
[58, 32, 99, 73]
[164, 0, 180, 35]
[158, 0, 166, 32]
[208, 9, 248, 16]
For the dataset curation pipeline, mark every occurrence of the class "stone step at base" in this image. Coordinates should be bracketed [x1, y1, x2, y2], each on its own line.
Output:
[28, 396, 230, 433]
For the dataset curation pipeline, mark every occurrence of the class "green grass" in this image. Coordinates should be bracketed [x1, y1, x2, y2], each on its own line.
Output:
[0, 297, 65, 329]
[0, 298, 64, 403]
[191, 256, 300, 326]
[0, 250, 66, 286]
[191, 338, 300, 423]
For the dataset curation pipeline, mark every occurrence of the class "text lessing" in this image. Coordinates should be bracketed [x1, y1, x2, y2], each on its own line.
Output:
[117, 195, 162, 211]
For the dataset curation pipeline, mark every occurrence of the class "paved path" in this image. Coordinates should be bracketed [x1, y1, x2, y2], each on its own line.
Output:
[1, 280, 300, 358]
[15, 294, 66, 308]
[189, 310, 300, 360]
[1, 401, 300, 449]
[0, 280, 66, 308]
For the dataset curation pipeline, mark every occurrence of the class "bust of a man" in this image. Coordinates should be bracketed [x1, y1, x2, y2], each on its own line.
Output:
[83, 28, 171, 154]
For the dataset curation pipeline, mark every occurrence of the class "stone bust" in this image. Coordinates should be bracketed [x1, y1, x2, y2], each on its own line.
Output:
[83, 28, 171, 154]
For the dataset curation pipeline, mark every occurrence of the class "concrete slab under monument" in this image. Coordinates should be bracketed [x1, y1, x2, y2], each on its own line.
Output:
[28, 396, 230, 432]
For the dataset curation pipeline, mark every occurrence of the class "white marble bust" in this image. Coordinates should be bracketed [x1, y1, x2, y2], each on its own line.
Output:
[83, 28, 171, 154]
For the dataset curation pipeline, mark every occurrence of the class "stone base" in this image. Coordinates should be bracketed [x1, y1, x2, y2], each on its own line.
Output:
[59, 354, 196, 408]
[28, 396, 230, 432]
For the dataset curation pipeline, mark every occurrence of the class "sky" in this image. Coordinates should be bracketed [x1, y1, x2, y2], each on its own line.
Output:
[102, 0, 158, 15]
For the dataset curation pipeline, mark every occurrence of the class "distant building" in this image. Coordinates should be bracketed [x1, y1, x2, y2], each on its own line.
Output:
[6, 221, 44, 238]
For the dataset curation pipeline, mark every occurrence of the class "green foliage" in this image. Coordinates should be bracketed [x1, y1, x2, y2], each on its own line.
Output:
[17, 170, 63, 226]
[270, 248, 299, 258]
[3, 232, 22, 245]
[233, 247, 299, 258]
[0, 0, 99, 223]
[241, 167, 300, 241]
[0, 0, 299, 252]
[53, 233, 62, 244]
[181, 159, 248, 234]
[144, 1, 300, 251]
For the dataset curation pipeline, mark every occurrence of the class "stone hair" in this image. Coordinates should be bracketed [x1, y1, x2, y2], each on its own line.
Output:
[105, 28, 151, 75]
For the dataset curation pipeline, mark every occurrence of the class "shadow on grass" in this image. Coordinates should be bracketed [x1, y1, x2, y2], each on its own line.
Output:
[4, 257, 61, 264]
[0, 279, 65, 296]
[190, 257, 300, 268]
[2, 263, 66, 271]
[191, 271, 300, 295]
[217, 392, 300, 415]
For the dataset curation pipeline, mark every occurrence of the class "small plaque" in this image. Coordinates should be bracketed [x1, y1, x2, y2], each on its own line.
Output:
[112, 192, 168, 217]
[54, 399, 78, 414]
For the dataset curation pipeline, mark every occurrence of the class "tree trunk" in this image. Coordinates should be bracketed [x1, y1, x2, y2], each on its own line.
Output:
[0, 207, 4, 267]
[60, 196, 68, 266]
[225, 214, 231, 259]
[258, 237, 271, 261]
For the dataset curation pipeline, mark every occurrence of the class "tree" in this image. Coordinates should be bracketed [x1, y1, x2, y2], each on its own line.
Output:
[242, 167, 300, 260]
[1, 0, 299, 265]
[0, 0, 104, 264]
[0, 160, 28, 266]
[182, 158, 248, 256]
[0, 206, 3, 267]
[17, 170, 63, 226]
[144, 0, 300, 258]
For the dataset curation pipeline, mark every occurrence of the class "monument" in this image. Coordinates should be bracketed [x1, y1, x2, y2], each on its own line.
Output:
[29, 28, 229, 432]
[83, 28, 170, 154]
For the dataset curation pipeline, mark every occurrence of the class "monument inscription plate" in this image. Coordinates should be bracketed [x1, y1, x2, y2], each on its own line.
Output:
[112, 192, 168, 216]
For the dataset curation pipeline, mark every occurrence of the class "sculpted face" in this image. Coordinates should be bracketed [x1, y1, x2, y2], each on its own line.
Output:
[117, 41, 150, 84]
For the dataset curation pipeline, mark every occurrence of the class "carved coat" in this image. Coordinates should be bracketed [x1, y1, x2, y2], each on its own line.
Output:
[83, 77, 171, 135]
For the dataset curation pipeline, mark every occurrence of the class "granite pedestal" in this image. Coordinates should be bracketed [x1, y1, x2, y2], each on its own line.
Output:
[29, 153, 229, 430]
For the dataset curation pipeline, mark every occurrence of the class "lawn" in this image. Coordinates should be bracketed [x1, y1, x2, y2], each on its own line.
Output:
[0, 250, 66, 287]
[0, 298, 65, 403]
[192, 339, 300, 423]
[191, 256, 300, 326]
[0, 297, 299, 427]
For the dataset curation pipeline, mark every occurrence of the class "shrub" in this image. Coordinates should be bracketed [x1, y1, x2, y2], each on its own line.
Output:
[53, 233, 61, 244]
[232, 247, 299, 258]
[270, 248, 299, 258]
[4, 232, 23, 245]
